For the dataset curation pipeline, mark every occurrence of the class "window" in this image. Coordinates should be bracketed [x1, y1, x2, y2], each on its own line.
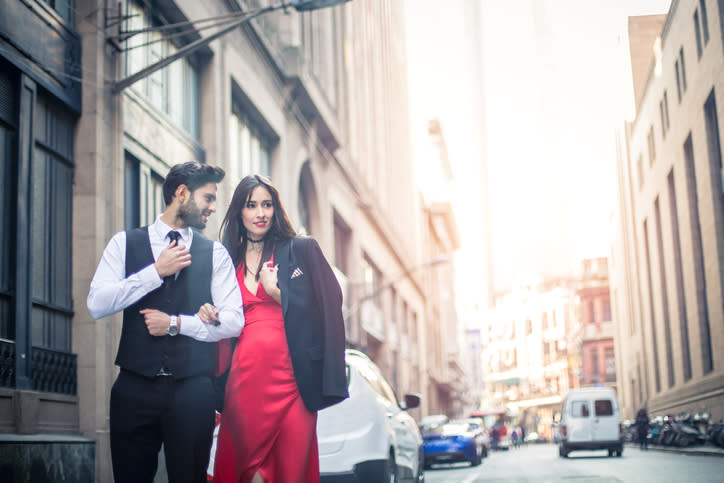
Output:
[663, 90, 670, 130]
[41, 0, 74, 26]
[228, 109, 271, 184]
[0, 50, 76, 397]
[124, 1, 200, 138]
[668, 169, 692, 381]
[571, 401, 590, 418]
[637, 154, 644, 189]
[704, 90, 723, 197]
[659, 91, 670, 138]
[591, 348, 599, 382]
[124, 153, 165, 229]
[594, 399, 614, 416]
[694, 10, 704, 59]
[300, 9, 337, 103]
[31, 94, 75, 352]
[683, 134, 713, 374]
[699, 0, 710, 44]
[647, 126, 656, 165]
[333, 215, 351, 274]
[602, 300, 611, 321]
[679, 47, 687, 92]
[605, 348, 616, 382]
[675, 61, 682, 102]
[0, 70, 17, 341]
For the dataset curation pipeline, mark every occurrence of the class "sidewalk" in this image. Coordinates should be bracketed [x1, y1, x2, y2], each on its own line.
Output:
[625, 442, 724, 457]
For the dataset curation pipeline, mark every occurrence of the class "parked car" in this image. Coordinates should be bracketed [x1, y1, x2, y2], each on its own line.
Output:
[558, 387, 623, 458]
[419, 414, 448, 433]
[523, 431, 547, 444]
[463, 418, 491, 453]
[421, 419, 487, 468]
[317, 349, 425, 482]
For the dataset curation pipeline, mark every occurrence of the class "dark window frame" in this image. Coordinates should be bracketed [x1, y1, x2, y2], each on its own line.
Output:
[694, 9, 703, 59]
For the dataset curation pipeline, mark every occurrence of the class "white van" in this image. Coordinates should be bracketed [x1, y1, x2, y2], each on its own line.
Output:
[558, 387, 623, 458]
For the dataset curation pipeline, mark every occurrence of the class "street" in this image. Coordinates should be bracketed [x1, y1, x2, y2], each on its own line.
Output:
[423, 444, 724, 483]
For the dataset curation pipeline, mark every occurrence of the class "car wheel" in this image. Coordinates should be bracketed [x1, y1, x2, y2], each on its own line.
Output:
[381, 451, 397, 483]
[471, 446, 482, 466]
[417, 449, 425, 482]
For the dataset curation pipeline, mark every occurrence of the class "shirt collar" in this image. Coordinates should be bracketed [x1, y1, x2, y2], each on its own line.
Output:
[152, 215, 193, 245]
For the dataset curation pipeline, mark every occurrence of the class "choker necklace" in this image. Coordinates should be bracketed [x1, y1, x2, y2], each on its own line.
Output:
[247, 237, 265, 244]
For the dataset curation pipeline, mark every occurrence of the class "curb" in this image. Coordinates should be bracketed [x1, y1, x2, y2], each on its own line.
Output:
[624, 442, 724, 457]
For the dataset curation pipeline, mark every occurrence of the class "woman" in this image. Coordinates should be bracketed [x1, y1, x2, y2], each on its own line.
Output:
[207, 174, 348, 482]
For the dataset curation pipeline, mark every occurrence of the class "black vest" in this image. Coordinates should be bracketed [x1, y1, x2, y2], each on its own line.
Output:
[115, 226, 216, 378]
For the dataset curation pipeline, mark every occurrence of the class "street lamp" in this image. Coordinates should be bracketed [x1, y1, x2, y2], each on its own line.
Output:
[110, 0, 352, 94]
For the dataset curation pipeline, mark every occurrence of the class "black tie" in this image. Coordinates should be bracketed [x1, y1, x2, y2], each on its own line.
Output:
[167, 230, 181, 245]
[164, 231, 181, 286]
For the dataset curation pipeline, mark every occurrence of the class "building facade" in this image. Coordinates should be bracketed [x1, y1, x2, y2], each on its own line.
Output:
[0, 0, 464, 480]
[612, 0, 724, 420]
[577, 257, 617, 389]
[480, 275, 578, 440]
[417, 119, 466, 418]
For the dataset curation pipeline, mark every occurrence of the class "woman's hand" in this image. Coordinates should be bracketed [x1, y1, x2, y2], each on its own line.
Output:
[260, 262, 281, 304]
[197, 303, 220, 325]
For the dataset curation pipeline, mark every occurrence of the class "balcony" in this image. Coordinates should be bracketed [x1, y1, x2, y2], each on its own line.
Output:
[0, 340, 77, 395]
[582, 321, 614, 341]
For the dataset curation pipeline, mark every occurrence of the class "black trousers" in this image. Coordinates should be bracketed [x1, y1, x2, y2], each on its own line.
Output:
[110, 370, 216, 483]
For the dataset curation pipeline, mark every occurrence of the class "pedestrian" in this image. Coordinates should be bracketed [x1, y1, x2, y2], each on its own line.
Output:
[511, 429, 519, 449]
[491, 426, 500, 451]
[520, 425, 526, 446]
[211, 174, 349, 482]
[635, 408, 650, 450]
[87, 161, 244, 483]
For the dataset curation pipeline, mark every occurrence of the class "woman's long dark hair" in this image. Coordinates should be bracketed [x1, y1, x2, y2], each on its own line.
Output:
[219, 174, 296, 279]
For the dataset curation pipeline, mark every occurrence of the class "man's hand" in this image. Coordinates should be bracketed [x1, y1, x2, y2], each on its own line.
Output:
[140, 309, 178, 336]
[197, 303, 220, 326]
[154, 240, 191, 278]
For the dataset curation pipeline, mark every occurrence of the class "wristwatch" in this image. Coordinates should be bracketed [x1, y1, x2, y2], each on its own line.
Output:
[168, 315, 179, 336]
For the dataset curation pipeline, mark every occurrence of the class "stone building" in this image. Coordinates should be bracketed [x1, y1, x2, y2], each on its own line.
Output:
[0, 0, 464, 480]
[611, 0, 724, 420]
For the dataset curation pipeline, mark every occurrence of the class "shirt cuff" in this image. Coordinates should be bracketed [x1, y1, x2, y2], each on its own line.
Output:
[138, 263, 163, 288]
[179, 314, 203, 338]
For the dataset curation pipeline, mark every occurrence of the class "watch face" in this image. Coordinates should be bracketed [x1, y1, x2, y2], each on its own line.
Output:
[168, 324, 179, 336]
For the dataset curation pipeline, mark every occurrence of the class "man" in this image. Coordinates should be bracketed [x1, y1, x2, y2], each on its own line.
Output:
[87, 161, 243, 483]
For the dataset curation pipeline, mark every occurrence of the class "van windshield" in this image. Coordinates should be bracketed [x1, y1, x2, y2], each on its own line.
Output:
[594, 399, 613, 416]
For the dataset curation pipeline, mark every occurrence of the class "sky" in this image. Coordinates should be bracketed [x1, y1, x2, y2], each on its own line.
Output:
[404, 0, 672, 314]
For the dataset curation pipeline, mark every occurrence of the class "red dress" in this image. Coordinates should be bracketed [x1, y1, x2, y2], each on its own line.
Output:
[213, 261, 319, 483]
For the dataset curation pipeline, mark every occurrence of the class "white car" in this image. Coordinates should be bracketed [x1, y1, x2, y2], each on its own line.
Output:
[317, 349, 425, 482]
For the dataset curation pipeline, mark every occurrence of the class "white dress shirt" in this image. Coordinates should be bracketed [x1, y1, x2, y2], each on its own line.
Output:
[87, 216, 243, 341]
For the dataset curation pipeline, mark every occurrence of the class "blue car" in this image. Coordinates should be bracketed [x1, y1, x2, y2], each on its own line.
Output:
[422, 420, 487, 468]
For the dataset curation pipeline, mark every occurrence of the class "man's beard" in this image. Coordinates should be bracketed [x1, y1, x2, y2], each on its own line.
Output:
[178, 198, 207, 229]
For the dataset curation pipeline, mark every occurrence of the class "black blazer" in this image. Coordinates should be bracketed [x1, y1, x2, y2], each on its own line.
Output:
[274, 236, 349, 411]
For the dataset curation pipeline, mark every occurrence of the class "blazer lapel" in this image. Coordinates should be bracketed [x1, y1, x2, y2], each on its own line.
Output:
[275, 238, 291, 317]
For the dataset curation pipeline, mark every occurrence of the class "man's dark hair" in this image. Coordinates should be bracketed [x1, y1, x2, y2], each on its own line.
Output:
[162, 161, 225, 204]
